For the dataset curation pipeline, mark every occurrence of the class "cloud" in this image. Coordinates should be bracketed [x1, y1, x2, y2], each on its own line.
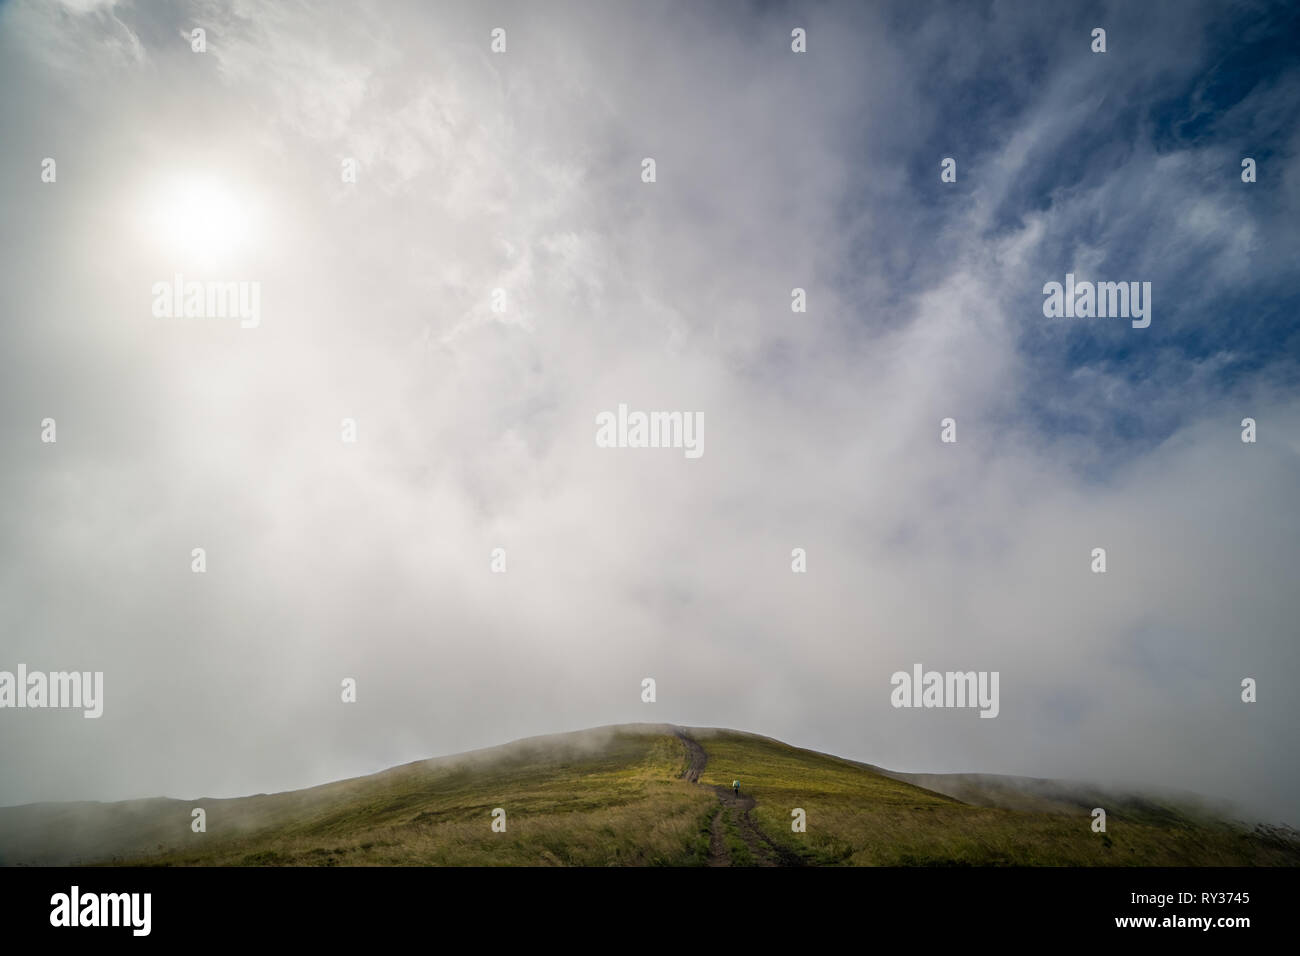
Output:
[0, 0, 1296, 825]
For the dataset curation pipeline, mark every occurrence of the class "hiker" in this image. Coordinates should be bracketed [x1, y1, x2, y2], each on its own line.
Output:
[732, 779, 740, 796]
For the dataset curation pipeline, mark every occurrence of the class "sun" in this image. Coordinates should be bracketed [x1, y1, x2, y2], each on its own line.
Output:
[144, 173, 260, 269]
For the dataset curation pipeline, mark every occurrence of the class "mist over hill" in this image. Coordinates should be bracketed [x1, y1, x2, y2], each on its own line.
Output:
[3, 725, 1295, 867]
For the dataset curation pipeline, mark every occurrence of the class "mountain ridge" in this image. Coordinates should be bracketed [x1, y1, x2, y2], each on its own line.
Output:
[3, 724, 1295, 866]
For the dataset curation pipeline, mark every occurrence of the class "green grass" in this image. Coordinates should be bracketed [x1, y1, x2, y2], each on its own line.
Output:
[116, 727, 716, 867]
[689, 806, 715, 866]
[694, 730, 1300, 866]
[719, 808, 754, 866]
[4, 724, 1295, 866]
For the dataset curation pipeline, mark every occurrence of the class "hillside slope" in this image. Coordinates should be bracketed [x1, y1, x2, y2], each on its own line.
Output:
[2, 724, 1295, 866]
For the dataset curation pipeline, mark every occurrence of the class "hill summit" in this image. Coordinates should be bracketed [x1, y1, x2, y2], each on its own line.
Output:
[2, 725, 1295, 866]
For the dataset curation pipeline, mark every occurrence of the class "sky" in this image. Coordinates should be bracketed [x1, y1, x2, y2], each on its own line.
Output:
[1, 0, 1297, 825]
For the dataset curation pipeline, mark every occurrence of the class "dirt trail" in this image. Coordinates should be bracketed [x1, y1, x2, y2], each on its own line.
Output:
[673, 728, 804, 867]
[678, 731, 706, 782]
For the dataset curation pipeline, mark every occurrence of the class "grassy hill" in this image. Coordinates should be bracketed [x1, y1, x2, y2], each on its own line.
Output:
[2, 724, 1296, 866]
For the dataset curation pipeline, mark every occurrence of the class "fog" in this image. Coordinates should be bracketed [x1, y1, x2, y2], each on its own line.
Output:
[1, 0, 1297, 826]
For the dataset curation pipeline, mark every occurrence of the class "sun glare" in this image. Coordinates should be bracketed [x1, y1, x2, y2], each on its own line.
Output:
[145, 174, 259, 268]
